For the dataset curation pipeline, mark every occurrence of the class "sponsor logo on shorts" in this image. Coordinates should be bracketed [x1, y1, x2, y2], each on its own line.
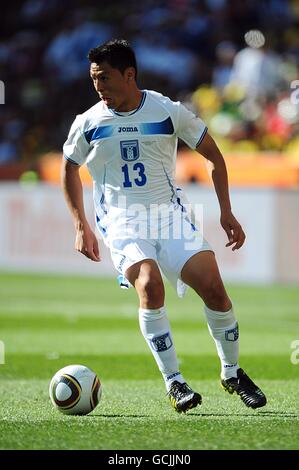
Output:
[116, 254, 126, 272]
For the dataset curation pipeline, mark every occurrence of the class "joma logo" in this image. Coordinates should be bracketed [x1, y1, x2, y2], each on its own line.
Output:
[118, 126, 138, 132]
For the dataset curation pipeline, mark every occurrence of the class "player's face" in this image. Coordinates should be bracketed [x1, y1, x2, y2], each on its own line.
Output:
[90, 62, 132, 111]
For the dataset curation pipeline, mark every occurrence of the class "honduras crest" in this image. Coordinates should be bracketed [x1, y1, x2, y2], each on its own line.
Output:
[120, 140, 139, 161]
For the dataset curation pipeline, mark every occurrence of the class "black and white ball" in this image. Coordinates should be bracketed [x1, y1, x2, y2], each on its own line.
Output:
[49, 364, 102, 415]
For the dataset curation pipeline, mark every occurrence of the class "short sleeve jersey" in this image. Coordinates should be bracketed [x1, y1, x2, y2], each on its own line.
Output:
[63, 90, 207, 219]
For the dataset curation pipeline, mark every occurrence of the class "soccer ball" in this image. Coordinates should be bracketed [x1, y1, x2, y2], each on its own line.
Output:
[49, 364, 102, 415]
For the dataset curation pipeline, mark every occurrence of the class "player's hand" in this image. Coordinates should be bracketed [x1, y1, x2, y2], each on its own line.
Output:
[220, 211, 246, 251]
[75, 224, 101, 262]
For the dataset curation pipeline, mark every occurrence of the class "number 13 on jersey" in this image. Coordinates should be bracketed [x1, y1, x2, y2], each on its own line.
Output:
[121, 162, 147, 187]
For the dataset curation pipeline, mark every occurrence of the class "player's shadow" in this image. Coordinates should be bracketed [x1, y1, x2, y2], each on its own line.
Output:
[88, 411, 299, 419]
[188, 411, 299, 418]
[88, 414, 150, 418]
[254, 410, 299, 418]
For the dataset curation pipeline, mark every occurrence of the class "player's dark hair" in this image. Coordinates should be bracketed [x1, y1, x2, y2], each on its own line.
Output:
[88, 39, 138, 79]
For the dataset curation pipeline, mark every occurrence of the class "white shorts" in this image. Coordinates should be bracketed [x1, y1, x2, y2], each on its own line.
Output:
[96, 205, 213, 297]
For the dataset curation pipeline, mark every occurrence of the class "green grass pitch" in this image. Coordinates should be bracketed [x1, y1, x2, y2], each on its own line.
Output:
[0, 272, 298, 450]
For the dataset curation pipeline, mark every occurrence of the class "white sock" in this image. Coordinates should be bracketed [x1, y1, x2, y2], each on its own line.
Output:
[139, 306, 185, 390]
[204, 305, 239, 379]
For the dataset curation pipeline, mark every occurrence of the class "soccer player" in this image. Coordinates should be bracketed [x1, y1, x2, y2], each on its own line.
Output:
[62, 39, 267, 413]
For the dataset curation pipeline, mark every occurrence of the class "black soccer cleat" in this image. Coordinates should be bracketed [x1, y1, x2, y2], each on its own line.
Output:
[221, 368, 267, 409]
[167, 381, 202, 413]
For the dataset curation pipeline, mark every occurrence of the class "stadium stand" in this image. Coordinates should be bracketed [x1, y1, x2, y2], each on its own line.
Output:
[0, 0, 298, 186]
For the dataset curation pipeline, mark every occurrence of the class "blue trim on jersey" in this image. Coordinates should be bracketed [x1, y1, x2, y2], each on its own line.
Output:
[140, 116, 174, 135]
[100, 166, 108, 214]
[112, 91, 146, 116]
[99, 191, 108, 215]
[176, 194, 187, 214]
[64, 155, 79, 165]
[161, 163, 176, 205]
[195, 126, 208, 148]
[175, 188, 197, 231]
[95, 213, 107, 237]
[83, 112, 174, 146]
[176, 195, 197, 232]
[84, 125, 114, 144]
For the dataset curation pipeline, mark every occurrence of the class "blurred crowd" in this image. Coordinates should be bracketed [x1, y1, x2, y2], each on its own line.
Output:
[0, 0, 298, 166]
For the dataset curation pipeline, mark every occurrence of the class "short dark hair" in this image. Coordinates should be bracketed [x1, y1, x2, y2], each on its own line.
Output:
[88, 39, 138, 79]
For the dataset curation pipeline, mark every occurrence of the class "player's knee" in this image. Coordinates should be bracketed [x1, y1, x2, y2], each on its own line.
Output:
[137, 276, 164, 307]
[202, 280, 231, 311]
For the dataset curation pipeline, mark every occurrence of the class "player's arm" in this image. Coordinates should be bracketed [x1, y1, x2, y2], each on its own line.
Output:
[196, 132, 246, 250]
[61, 158, 100, 261]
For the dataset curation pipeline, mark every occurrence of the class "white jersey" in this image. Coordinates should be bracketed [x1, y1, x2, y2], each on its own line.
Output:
[63, 90, 207, 222]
